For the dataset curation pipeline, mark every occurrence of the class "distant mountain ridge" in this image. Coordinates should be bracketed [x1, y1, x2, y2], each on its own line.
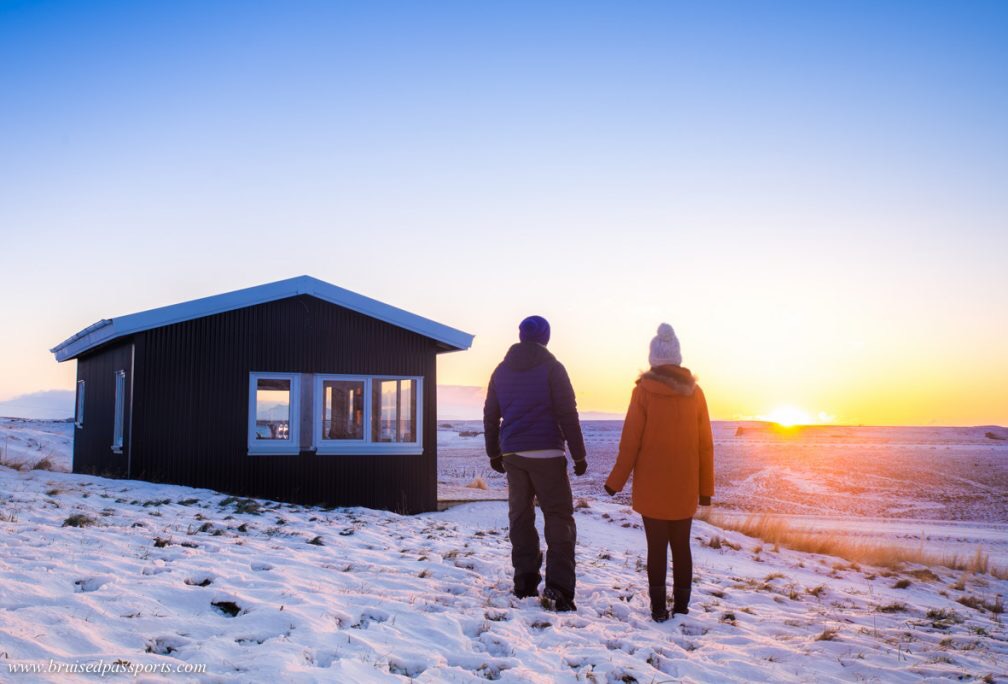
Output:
[0, 390, 74, 419]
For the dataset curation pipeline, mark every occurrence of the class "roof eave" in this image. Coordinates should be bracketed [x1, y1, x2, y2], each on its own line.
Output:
[51, 275, 474, 361]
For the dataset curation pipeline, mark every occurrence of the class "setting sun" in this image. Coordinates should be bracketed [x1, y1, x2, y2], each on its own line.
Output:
[762, 405, 814, 427]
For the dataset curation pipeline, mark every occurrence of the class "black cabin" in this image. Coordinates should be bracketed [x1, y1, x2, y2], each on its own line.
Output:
[50, 276, 473, 513]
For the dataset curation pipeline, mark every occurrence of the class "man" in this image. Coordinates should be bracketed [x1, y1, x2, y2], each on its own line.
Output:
[483, 315, 587, 611]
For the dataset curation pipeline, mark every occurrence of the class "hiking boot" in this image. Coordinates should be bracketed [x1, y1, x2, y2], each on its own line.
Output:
[542, 586, 576, 612]
[513, 552, 543, 599]
[649, 585, 670, 623]
[672, 586, 691, 615]
[514, 582, 539, 599]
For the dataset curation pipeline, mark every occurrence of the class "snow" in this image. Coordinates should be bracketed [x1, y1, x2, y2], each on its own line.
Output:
[1, 421, 1007, 681]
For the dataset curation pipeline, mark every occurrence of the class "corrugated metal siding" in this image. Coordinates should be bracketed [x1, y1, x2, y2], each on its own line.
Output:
[129, 295, 439, 513]
[73, 341, 133, 477]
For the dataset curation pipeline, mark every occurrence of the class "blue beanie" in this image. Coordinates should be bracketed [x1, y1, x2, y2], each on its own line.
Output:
[519, 315, 550, 345]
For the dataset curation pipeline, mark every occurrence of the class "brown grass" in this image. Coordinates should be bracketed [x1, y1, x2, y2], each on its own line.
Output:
[699, 511, 1008, 579]
[465, 477, 488, 490]
[816, 626, 840, 641]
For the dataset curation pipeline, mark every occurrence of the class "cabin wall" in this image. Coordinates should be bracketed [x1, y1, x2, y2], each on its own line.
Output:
[129, 295, 439, 513]
[73, 340, 133, 477]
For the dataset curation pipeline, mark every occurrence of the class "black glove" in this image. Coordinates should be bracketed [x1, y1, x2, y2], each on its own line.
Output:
[489, 456, 505, 474]
[573, 459, 587, 476]
[604, 484, 616, 496]
[699, 495, 711, 506]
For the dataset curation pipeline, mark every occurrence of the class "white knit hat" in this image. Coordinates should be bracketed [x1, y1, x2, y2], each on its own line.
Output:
[649, 323, 682, 367]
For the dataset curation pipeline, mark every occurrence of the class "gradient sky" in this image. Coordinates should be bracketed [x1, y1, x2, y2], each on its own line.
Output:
[2, 1, 1006, 426]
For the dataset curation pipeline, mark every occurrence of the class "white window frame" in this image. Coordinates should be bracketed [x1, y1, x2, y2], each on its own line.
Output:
[75, 380, 86, 429]
[314, 374, 423, 456]
[248, 372, 301, 455]
[111, 370, 125, 453]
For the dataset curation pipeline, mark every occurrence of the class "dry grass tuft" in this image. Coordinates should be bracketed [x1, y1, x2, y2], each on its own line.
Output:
[62, 513, 96, 528]
[702, 511, 1008, 578]
[957, 594, 1004, 614]
[877, 602, 907, 613]
[908, 568, 940, 582]
[32, 457, 55, 471]
[816, 626, 840, 641]
[465, 477, 488, 490]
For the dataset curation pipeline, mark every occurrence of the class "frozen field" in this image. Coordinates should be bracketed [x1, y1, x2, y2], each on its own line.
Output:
[439, 421, 1008, 566]
[1, 418, 1006, 681]
[2, 457, 1007, 681]
[439, 421, 1008, 522]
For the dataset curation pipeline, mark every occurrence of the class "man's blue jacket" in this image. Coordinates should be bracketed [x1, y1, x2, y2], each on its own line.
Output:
[483, 341, 587, 462]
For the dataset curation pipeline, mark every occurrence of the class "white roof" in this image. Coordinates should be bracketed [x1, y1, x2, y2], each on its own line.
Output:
[51, 275, 474, 362]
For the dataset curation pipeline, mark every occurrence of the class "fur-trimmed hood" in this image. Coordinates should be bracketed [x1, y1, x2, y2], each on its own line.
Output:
[637, 365, 697, 396]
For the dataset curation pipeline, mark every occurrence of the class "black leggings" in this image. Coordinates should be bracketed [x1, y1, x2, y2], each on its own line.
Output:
[642, 516, 693, 590]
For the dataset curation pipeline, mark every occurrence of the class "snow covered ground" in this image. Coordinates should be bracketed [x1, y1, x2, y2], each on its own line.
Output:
[0, 420, 1006, 681]
[0, 418, 73, 472]
[2, 464, 1007, 682]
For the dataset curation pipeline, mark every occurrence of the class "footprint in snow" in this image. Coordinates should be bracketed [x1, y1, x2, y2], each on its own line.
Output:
[145, 635, 189, 656]
[211, 600, 243, 617]
[678, 620, 708, 637]
[478, 633, 513, 658]
[388, 659, 426, 677]
[184, 572, 215, 587]
[74, 577, 109, 592]
[234, 634, 268, 646]
[529, 620, 552, 632]
[251, 562, 272, 571]
[351, 609, 389, 629]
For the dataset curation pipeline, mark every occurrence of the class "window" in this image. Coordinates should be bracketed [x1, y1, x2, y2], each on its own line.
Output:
[248, 373, 301, 454]
[312, 375, 423, 455]
[75, 380, 86, 429]
[321, 379, 364, 440]
[112, 370, 125, 452]
[372, 378, 416, 443]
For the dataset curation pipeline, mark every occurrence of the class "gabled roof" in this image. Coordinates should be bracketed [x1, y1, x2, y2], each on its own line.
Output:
[51, 275, 474, 362]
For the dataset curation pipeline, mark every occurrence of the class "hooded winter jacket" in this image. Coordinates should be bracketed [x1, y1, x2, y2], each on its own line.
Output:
[605, 365, 714, 520]
[483, 342, 586, 461]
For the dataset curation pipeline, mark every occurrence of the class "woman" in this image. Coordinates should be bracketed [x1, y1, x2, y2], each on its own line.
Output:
[604, 323, 714, 621]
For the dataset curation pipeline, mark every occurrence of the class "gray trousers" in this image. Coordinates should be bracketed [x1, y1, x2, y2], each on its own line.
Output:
[503, 454, 577, 599]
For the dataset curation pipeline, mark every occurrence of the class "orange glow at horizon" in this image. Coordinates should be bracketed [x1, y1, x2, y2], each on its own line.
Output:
[757, 406, 836, 427]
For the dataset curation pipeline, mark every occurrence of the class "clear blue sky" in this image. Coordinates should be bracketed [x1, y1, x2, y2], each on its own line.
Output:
[2, 1, 1006, 424]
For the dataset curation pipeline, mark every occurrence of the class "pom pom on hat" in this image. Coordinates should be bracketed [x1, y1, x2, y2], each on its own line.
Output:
[519, 315, 551, 345]
[649, 323, 682, 367]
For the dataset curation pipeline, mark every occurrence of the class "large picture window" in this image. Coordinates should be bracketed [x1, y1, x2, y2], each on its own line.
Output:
[312, 375, 423, 455]
[248, 373, 301, 454]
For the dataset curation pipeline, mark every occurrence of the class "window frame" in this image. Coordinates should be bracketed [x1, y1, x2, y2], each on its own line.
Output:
[248, 372, 301, 455]
[314, 374, 423, 456]
[111, 370, 125, 453]
[75, 380, 86, 429]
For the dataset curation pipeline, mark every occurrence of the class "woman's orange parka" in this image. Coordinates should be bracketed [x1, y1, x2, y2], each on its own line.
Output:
[604, 366, 714, 520]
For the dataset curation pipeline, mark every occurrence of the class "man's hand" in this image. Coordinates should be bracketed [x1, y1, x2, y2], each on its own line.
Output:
[699, 496, 711, 506]
[573, 459, 587, 476]
[490, 456, 505, 474]
[604, 484, 616, 496]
